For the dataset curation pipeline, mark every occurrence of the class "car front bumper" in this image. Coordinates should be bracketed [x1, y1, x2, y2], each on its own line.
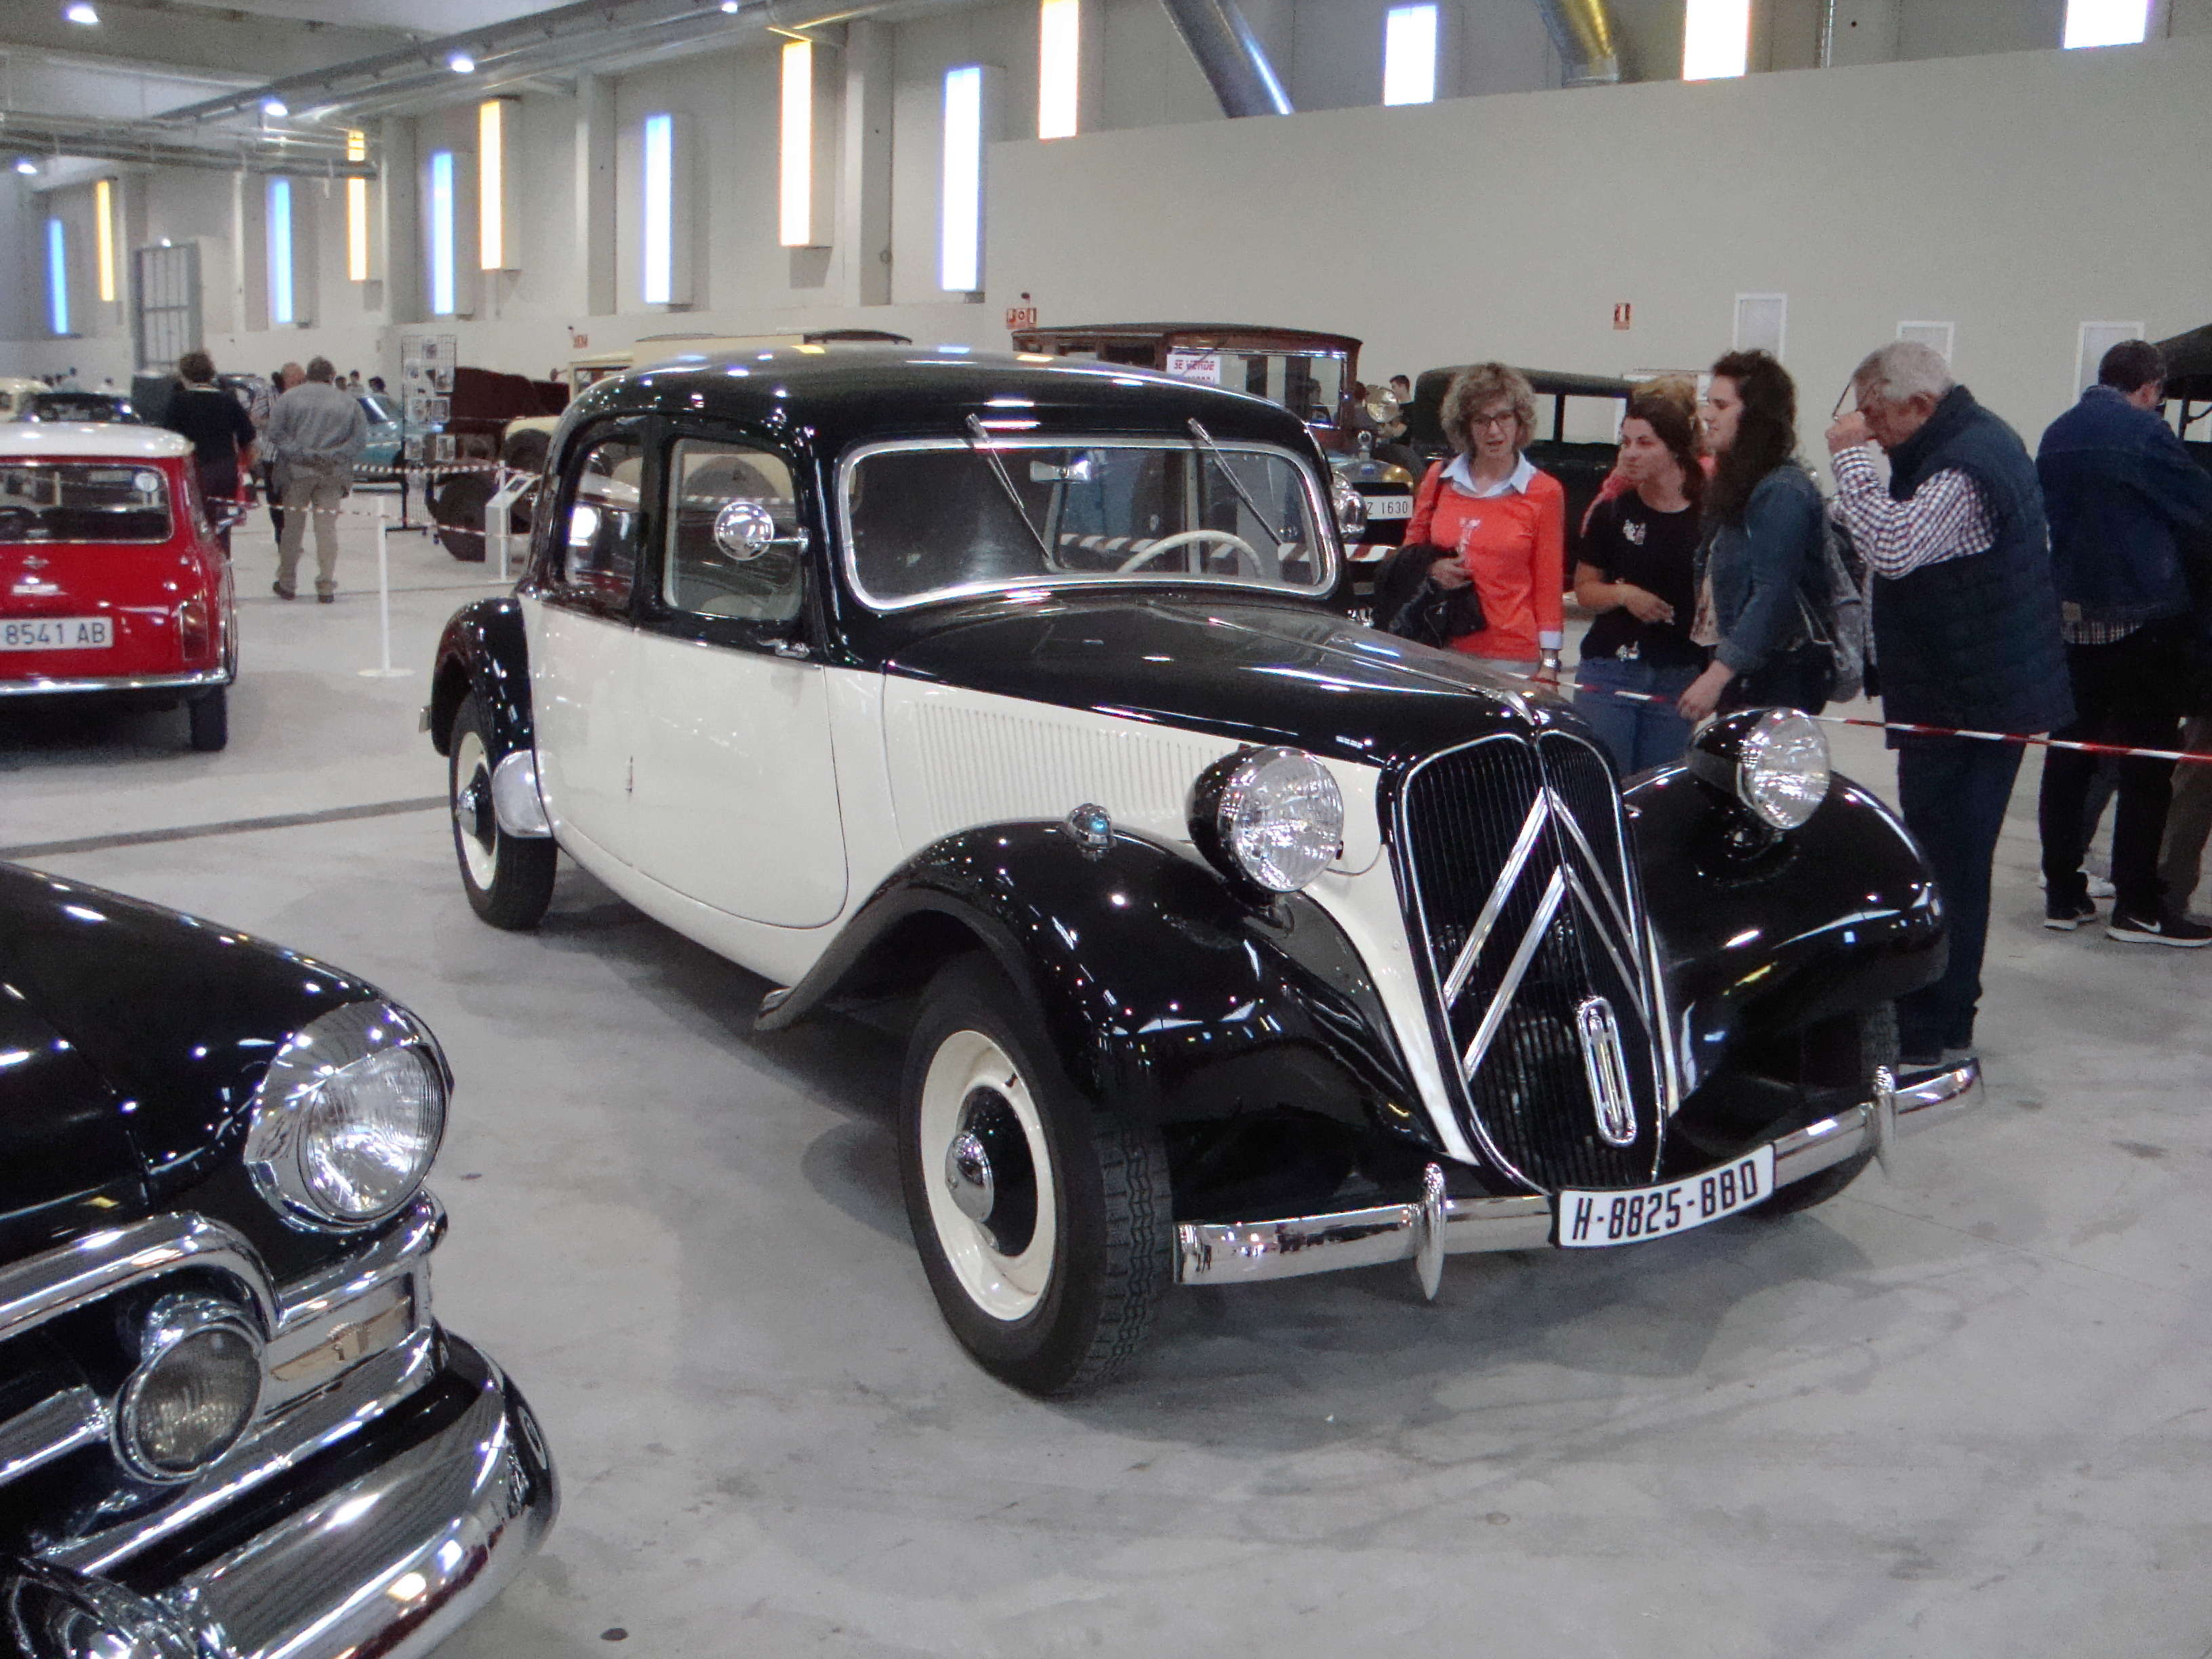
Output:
[1175, 1059, 1980, 1288]
[5, 1332, 554, 1659]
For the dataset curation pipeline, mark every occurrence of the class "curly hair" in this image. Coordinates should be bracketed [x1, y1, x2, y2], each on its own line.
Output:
[1441, 362, 1536, 455]
[1705, 349, 1797, 526]
[1624, 389, 1704, 506]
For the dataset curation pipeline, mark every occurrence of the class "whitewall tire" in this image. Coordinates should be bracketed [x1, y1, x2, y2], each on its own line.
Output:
[447, 694, 557, 931]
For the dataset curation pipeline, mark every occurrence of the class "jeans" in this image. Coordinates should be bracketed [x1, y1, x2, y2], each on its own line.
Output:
[1573, 654, 1700, 775]
[276, 459, 348, 596]
[1896, 733, 2026, 1057]
[2037, 622, 2186, 918]
[2159, 714, 2212, 912]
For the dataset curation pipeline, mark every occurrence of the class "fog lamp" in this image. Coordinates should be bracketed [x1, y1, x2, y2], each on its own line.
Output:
[116, 1296, 263, 1482]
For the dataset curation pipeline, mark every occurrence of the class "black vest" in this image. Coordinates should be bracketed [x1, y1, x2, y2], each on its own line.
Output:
[1870, 386, 2074, 736]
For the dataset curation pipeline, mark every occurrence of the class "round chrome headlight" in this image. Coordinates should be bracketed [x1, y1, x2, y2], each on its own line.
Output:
[115, 1295, 263, 1483]
[1189, 746, 1345, 895]
[1330, 472, 1368, 539]
[1735, 709, 1831, 829]
[245, 1000, 448, 1231]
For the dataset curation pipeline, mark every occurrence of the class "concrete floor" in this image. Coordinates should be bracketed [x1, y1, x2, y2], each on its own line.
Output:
[6, 515, 2211, 1659]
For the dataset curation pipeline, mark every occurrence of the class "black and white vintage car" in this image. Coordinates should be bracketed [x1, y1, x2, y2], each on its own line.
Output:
[0, 863, 554, 1657]
[427, 347, 1978, 1396]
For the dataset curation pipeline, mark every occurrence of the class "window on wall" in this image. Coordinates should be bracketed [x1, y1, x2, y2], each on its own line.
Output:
[94, 178, 115, 304]
[428, 150, 457, 316]
[642, 112, 681, 304]
[1382, 5, 1438, 106]
[346, 131, 371, 282]
[1683, 0, 1752, 79]
[268, 178, 295, 326]
[1038, 0, 1080, 138]
[779, 41, 814, 246]
[47, 218, 69, 337]
[2063, 0, 2150, 47]
[940, 66, 984, 293]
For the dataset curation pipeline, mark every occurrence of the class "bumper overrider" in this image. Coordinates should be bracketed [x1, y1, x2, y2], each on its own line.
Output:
[1176, 1061, 1980, 1291]
[0, 1196, 555, 1659]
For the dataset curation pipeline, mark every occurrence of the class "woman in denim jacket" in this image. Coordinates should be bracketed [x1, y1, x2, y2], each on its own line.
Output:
[1678, 350, 1832, 722]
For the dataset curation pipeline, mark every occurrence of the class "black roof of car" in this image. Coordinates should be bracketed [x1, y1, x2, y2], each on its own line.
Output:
[562, 346, 1322, 454]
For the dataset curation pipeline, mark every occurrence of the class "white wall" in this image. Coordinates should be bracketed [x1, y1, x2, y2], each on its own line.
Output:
[988, 33, 2212, 464]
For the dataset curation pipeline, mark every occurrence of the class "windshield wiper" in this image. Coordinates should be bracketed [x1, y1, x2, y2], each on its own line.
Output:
[1187, 419, 1290, 548]
[964, 415, 1054, 562]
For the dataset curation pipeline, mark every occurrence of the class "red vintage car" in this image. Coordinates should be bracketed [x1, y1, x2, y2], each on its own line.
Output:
[0, 424, 236, 750]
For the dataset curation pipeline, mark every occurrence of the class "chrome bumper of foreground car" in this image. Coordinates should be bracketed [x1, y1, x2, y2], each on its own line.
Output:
[1175, 1061, 1981, 1289]
[0, 666, 230, 698]
[4, 1334, 555, 1659]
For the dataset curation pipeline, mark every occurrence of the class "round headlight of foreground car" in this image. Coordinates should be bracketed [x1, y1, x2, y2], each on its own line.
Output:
[1190, 746, 1345, 895]
[1689, 708, 1832, 831]
[115, 1295, 263, 1483]
[245, 1000, 448, 1231]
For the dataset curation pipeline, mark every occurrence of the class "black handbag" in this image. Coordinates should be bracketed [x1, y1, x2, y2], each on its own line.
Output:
[1376, 542, 1487, 649]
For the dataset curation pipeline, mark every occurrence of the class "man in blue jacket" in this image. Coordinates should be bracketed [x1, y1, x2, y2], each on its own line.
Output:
[2035, 340, 2212, 946]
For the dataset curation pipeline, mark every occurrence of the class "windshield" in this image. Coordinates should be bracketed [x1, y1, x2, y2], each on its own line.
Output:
[27, 394, 134, 424]
[0, 462, 171, 543]
[843, 437, 1336, 610]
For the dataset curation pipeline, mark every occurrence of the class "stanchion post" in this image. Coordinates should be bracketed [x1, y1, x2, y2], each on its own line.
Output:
[360, 493, 411, 679]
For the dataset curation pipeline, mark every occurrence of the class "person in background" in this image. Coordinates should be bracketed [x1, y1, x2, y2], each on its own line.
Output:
[344, 369, 363, 391]
[2034, 338, 2212, 943]
[57, 367, 81, 391]
[1582, 375, 1713, 537]
[367, 375, 388, 395]
[1573, 390, 1708, 772]
[159, 350, 256, 556]
[258, 362, 303, 543]
[1678, 350, 1830, 721]
[262, 356, 367, 603]
[1399, 362, 1566, 679]
[1828, 339, 2073, 1069]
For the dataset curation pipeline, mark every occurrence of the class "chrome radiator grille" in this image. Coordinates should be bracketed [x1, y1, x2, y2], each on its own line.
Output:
[1393, 731, 1666, 1190]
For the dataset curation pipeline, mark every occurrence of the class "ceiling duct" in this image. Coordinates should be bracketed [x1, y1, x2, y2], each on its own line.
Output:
[0, 110, 370, 176]
[1530, 0, 1622, 86]
[1158, 0, 1292, 119]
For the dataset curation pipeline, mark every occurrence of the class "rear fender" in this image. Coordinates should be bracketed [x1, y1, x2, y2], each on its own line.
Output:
[428, 596, 531, 758]
[760, 822, 1439, 1151]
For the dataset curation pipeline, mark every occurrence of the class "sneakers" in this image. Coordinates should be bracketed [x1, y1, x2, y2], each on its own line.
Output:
[271, 581, 295, 601]
[2106, 908, 2212, 948]
[2044, 893, 2097, 931]
[316, 590, 336, 605]
[2087, 874, 2117, 900]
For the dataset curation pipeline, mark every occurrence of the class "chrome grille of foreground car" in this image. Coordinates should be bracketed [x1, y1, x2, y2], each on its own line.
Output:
[1393, 732, 1667, 1191]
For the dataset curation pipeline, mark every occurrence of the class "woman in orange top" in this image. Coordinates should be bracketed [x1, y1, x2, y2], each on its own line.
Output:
[1400, 362, 1566, 678]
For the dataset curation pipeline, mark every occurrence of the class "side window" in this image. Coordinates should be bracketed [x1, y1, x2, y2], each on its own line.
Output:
[552, 431, 644, 610]
[663, 438, 804, 626]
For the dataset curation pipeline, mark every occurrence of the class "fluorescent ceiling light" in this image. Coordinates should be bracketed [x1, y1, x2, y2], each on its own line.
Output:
[94, 178, 115, 304]
[478, 99, 507, 270]
[64, 3, 99, 24]
[268, 177, 294, 326]
[1382, 5, 1438, 106]
[779, 39, 812, 247]
[1038, 0, 1080, 139]
[642, 112, 674, 304]
[262, 98, 289, 118]
[939, 66, 983, 293]
[2063, 0, 2149, 46]
[1683, 0, 1750, 79]
[47, 218, 68, 335]
[428, 149, 456, 315]
[14, 157, 38, 176]
[346, 130, 369, 282]
[447, 52, 476, 73]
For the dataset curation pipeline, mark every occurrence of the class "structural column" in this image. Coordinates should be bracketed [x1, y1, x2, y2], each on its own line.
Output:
[839, 18, 891, 307]
[576, 73, 617, 316]
[380, 115, 423, 325]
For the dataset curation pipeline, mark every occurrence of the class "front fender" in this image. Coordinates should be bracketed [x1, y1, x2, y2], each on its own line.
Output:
[428, 595, 532, 759]
[760, 823, 1438, 1150]
[1628, 765, 1946, 1084]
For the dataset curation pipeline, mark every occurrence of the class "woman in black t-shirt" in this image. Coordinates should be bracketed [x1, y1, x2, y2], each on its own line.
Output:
[1572, 392, 1708, 773]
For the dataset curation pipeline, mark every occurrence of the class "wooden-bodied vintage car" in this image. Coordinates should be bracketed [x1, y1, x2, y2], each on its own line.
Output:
[426, 348, 1978, 1396]
[0, 425, 237, 750]
[0, 862, 554, 1658]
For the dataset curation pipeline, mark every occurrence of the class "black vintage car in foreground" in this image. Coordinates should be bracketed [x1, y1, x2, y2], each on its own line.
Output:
[428, 347, 1979, 1395]
[0, 863, 553, 1658]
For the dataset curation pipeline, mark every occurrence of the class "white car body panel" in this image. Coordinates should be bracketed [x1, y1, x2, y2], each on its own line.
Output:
[523, 596, 636, 864]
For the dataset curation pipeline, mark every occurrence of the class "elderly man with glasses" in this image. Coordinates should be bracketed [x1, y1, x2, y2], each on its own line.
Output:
[1825, 341, 2072, 1074]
